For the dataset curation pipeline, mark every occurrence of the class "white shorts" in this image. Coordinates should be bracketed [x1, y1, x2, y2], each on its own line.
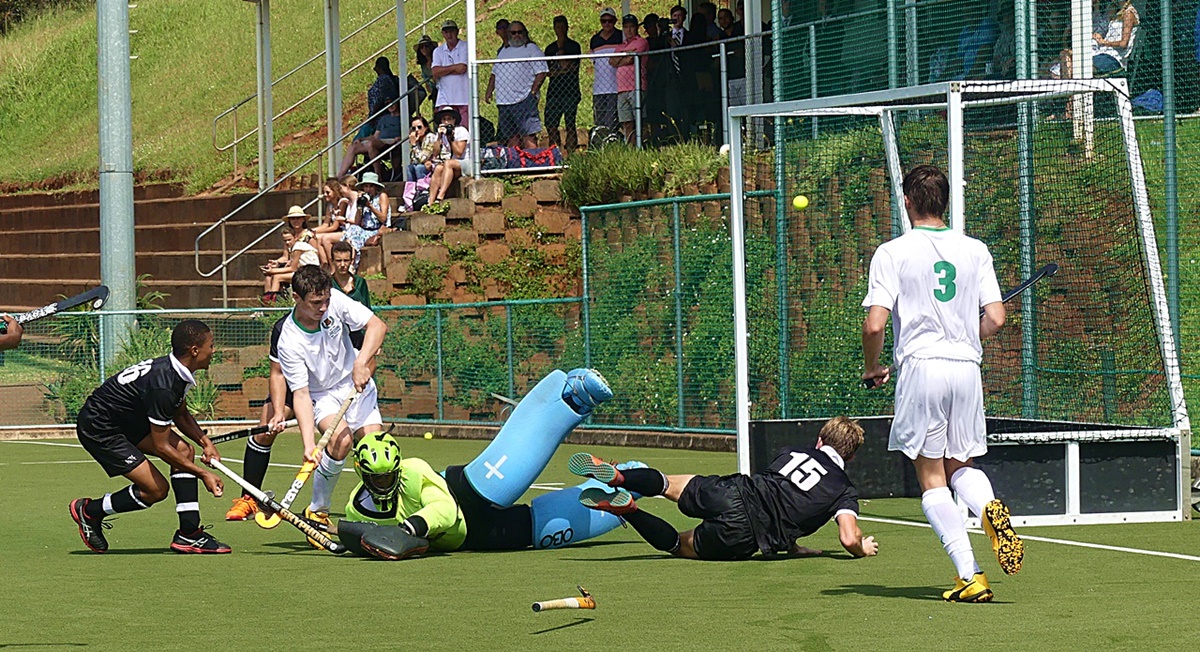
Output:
[889, 358, 987, 462]
[311, 378, 382, 434]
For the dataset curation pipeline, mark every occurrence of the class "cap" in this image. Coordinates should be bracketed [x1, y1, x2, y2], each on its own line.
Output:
[599, 7, 617, 19]
[440, 19, 458, 31]
[622, 13, 638, 25]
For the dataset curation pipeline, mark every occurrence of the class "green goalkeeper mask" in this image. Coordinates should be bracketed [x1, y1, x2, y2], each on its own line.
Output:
[354, 433, 403, 510]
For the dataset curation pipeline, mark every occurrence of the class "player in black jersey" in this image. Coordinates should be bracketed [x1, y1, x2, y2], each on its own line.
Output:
[69, 320, 232, 554]
[573, 416, 879, 561]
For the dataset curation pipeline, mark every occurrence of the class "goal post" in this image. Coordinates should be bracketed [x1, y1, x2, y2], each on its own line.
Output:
[727, 79, 1191, 525]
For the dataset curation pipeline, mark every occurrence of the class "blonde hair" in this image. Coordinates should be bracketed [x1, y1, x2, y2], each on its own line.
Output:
[818, 416, 865, 461]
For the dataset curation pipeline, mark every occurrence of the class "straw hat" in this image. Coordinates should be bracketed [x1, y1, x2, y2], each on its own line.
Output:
[282, 205, 309, 222]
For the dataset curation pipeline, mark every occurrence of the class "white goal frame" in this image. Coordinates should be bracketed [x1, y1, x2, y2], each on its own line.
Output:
[727, 79, 1192, 526]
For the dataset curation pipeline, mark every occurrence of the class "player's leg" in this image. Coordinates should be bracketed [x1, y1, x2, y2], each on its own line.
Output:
[71, 425, 167, 552]
[135, 433, 231, 553]
[567, 453, 687, 500]
[227, 397, 295, 520]
[463, 368, 612, 508]
[308, 379, 382, 518]
[528, 478, 630, 550]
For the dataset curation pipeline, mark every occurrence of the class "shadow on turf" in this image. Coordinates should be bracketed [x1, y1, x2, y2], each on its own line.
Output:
[529, 618, 594, 635]
[0, 645, 87, 648]
[68, 548, 173, 556]
[822, 585, 950, 601]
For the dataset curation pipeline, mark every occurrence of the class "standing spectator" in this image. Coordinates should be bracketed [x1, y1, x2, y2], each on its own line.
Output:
[413, 35, 439, 110]
[544, 15, 582, 152]
[642, 13, 668, 143]
[494, 19, 511, 55]
[663, 5, 691, 139]
[486, 20, 548, 149]
[406, 114, 438, 182]
[364, 57, 400, 137]
[685, 12, 718, 138]
[432, 20, 470, 127]
[612, 14, 649, 144]
[428, 105, 474, 205]
[329, 240, 371, 351]
[590, 8, 624, 132]
[717, 8, 747, 107]
[698, 2, 721, 40]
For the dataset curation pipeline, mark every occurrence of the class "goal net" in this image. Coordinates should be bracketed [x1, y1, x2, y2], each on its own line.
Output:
[728, 80, 1190, 524]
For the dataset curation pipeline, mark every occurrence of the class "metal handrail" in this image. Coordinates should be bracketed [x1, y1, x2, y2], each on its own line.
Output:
[195, 83, 423, 280]
[212, 0, 462, 155]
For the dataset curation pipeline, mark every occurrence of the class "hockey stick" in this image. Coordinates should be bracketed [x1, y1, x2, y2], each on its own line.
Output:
[532, 586, 596, 612]
[255, 390, 358, 529]
[208, 459, 346, 554]
[863, 263, 1059, 389]
[207, 419, 299, 446]
[2, 286, 109, 332]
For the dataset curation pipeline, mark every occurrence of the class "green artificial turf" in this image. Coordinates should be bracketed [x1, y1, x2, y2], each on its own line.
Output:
[1, 435, 1197, 651]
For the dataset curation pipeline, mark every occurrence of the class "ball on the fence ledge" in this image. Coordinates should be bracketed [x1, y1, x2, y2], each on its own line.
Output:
[719, 144, 730, 158]
[424, 431, 434, 440]
[792, 195, 809, 210]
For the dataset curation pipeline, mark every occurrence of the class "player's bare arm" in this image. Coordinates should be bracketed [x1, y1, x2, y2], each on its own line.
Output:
[352, 315, 388, 390]
[861, 305, 891, 386]
[980, 301, 1006, 339]
[836, 513, 877, 557]
[267, 360, 289, 433]
[291, 386, 320, 461]
[0, 315, 24, 351]
[172, 401, 220, 464]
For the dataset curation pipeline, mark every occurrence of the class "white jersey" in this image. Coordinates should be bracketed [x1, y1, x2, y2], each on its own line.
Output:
[862, 226, 1002, 369]
[277, 290, 375, 393]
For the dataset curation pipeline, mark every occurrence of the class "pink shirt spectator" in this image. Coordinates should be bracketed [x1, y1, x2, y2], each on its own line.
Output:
[614, 35, 648, 93]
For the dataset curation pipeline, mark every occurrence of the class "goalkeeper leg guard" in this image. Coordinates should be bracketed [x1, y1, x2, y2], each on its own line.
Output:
[530, 479, 624, 550]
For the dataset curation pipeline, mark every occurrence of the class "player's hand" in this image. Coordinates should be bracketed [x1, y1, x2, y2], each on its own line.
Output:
[268, 412, 289, 435]
[352, 360, 372, 391]
[201, 441, 221, 466]
[861, 535, 879, 556]
[202, 472, 224, 498]
[861, 365, 890, 389]
[303, 444, 320, 464]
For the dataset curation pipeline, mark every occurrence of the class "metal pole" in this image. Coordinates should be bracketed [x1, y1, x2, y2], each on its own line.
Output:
[718, 42, 728, 146]
[396, 0, 411, 174]
[581, 209, 592, 369]
[904, 0, 918, 86]
[745, 0, 764, 105]
[97, 0, 137, 370]
[809, 24, 817, 138]
[505, 304, 515, 398]
[773, 0, 789, 417]
[220, 222, 229, 309]
[886, 0, 898, 89]
[467, 0, 481, 178]
[672, 202, 685, 428]
[325, 0, 343, 176]
[1017, 0, 1038, 418]
[634, 54, 643, 148]
[435, 308, 444, 420]
[729, 114, 752, 475]
[254, 0, 274, 188]
[1162, 0, 1179, 343]
[947, 82, 964, 233]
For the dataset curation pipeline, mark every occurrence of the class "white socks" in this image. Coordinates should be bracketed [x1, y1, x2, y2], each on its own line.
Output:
[922, 486, 979, 581]
[308, 453, 346, 513]
[950, 466, 996, 518]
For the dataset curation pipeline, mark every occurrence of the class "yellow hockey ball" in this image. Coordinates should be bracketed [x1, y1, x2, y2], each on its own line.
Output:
[424, 431, 433, 440]
[792, 195, 809, 210]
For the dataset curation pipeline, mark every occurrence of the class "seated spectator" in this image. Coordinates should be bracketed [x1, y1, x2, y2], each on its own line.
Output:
[1050, 0, 1139, 79]
[611, 14, 649, 144]
[341, 172, 389, 271]
[487, 21, 548, 149]
[315, 177, 357, 265]
[261, 206, 320, 304]
[312, 177, 349, 260]
[339, 100, 405, 178]
[406, 115, 438, 182]
[428, 105, 473, 205]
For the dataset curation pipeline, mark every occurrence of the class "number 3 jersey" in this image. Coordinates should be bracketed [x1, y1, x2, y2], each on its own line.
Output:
[77, 355, 195, 442]
[738, 446, 860, 555]
[862, 227, 1002, 369]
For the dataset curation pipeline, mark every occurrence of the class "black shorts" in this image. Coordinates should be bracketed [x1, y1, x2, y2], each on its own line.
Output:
[265, 389, 294, 411]
[679, 474, 759, 561]
[76, 423, 148, 478]
[442, 464, 533, 551]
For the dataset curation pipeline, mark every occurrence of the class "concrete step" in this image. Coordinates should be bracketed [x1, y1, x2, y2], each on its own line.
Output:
[0, 278, 266, 312]
[0, 221, 283, 256]
[0, 183, 186, 213]
[0, 249, 284, 281]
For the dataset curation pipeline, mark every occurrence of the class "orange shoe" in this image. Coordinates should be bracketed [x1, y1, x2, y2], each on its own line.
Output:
[568, 452, 625, 486]
[225, 496, 259, 521]
[578, 488, 637, 516]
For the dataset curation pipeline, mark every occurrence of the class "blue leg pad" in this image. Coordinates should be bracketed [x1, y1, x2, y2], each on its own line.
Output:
[530, 480, 624, 549]
[562, 368, 613, 414]
[465, 370, 593, 508]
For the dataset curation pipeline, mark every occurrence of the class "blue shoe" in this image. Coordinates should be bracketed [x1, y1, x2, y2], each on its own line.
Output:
[562, 369, 613, 414]
[615, 460, 647, 471]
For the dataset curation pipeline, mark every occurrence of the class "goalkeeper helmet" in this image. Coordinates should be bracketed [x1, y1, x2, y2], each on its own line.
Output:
[354, 433, 403, 510]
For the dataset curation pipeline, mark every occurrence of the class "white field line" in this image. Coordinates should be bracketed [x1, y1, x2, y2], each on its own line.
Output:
[860, 515, 1200, 563]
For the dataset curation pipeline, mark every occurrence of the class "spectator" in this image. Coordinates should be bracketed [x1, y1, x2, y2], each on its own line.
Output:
[315, 177, 358, 265]
[642, 13, 668, 142]
[342, 172, 389, 269]
[612, 14, 649, 144]
[487, 20, 548, 149]
[329, 240, 371, 351]
[406, 114, 438, 182]
[314, 177, 349, 240]
[428, 105, 474, 205]
[685, 12, 718, 137]
[363, 57, 400, 138]
[432, 20, 470, 127]
[544, 15, 582, 152]
[1049, 0, 1139, 79]
[338, 99, 404, 178]
[495, 19, 511, 55]
[661, 5, 691, 140]
[717, 7, 747, 107]
[698, 2, 721, 40]
[261, 206, 320, 305]
[591, 7, 624, 132]
[413, 35, 439, 110]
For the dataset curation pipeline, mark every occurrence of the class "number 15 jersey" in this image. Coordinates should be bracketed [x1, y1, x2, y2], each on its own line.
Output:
[739, 446, 859, 555]
[862, 226, 1002, 369]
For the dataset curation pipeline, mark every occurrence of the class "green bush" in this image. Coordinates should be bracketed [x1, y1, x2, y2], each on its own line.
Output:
[560, 142, 722, 208]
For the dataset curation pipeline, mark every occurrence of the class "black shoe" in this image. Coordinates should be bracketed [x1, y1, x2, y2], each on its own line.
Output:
[69, 498, 111, 553]
[170, 526, 232, 554]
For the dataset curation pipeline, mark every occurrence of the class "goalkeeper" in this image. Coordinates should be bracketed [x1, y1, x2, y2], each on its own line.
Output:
[335, 368, 636, 559]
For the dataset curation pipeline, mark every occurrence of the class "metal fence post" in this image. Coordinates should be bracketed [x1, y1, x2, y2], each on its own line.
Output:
[634, 54, 643, 148]
[581, 209, 592, 370]
[505, 304, 515, 398]
[435, 308, 444, 421]
[808, 24, 818, 138]
[672, 201, 685, 428]
[718, 42, 729, 146]
[904, 0, 918, 87]
[1162, 0, 1179, 344]
[886, 0, 898, 89]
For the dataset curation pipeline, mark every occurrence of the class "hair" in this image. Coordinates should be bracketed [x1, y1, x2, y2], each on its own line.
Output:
[717, 8, 734, 21]
[171, 320, 211, 358]
[553, 14, 568, 26]
[670, 5, 687, 18]
[292, 264, 332, 299]
[323, 177, 341, 195]
[699, 2, 717, 16]
[374, 57, 391, 74]
[495, 18, 510, 31]
[331, 240, 355, 258]
[410, 114, 430, 132]
[340, 175, 358, 190]
[818, 417, 865, 461]
[902, 164, 950, 218]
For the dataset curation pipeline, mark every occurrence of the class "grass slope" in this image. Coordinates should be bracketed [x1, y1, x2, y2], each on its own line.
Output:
[2, 436, 1197, 651]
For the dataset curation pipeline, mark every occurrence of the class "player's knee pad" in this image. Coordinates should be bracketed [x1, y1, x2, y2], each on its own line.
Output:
[562, 368, 613, 415]
[530, 480, 624, 549]
[466, 369, 602, 507]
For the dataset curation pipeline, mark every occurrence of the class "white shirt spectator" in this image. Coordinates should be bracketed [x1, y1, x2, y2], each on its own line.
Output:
[432, 40, 470, 105]
[494, 43, 549, 105]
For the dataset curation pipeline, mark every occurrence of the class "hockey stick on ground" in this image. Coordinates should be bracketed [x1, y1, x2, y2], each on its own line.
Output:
[207, 419, 299, 446]
[532, 586, 596, 612]
[255, 390, 359, 529]
[2, 286, 109, 332]
[863, 263, 1059, 389]
[208, 459, 346, 554]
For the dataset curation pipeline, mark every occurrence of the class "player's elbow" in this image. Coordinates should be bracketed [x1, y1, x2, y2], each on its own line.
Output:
[839, 533, 861, 555]
[862, 320, 885, 338]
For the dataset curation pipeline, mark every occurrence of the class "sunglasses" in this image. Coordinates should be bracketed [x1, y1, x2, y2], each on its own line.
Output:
[600, 18, 616, 24]
[411, 125, 425, 130]
[509, 29, 527, 35]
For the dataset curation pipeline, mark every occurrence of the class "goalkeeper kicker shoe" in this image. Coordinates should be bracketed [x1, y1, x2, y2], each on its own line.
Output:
[579, 488, 637, 516]
[69, 498, 111, 553]
[982, 499, 1024, 575]
[569, 452, 624, 486]
[942, 573, 993, 603]
[170, 526, 232, 554]
[225, 496, 259, 521]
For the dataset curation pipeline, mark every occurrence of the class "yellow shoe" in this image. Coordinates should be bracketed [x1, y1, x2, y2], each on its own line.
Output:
[304, 508, 331, 550]
[225, 496, 259, 521]
[982, 499, 1024, 575]
[943, 573, 994, 603]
